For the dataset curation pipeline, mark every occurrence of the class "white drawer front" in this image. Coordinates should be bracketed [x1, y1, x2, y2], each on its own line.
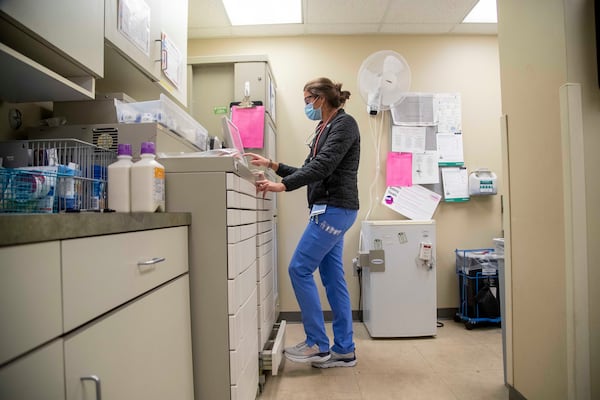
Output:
[240, 223, 257, 242]
[258, 268, 274, 303]
[226, 173, 239, 191]
[0, 242, 62, 365]
[228, 226, 241, 244]
[240, 210, 256, 225]
[258, 239, 273, 259]
[239, 193, 257, 210]
[230, 353, 259, 400]
[226, 191, 241, 209]
[227, 236, 256, 279]
[227, 260, 257, 315]
[0, 339, 65, 400]
[228, 286, 257, 351]
[227, 209, 241, 226]
[62, 227, 188, 331]
[239, 178, 256, 196]
[258, 220, 273, 233]
[257, 249, 273, 280]
[257, 230, 272, 246]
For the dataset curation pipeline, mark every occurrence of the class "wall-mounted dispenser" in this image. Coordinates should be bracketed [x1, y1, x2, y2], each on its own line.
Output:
[468, 168, 497, 195]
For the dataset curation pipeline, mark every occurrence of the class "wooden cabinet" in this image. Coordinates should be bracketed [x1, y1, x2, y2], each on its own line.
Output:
[0, 226, 193, 400]
[0, 0, 104, 101]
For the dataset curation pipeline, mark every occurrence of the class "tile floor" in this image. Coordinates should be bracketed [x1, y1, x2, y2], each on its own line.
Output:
[258, 320, 508, 400]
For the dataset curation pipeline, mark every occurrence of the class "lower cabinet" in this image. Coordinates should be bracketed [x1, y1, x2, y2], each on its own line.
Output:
[0, 340, 65, 400]
[64, 275, 193, 400]
[0, 225, 193, 400]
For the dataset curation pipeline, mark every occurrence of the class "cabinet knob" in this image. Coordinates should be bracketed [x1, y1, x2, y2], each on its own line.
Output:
[81, 375, 102, 400]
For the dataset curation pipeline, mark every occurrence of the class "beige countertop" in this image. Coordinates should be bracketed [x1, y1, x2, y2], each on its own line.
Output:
[0, 212, 191, 246]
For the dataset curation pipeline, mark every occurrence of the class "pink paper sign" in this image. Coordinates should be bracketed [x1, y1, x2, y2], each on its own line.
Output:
[386, 152, 412, 187]
[231, 106, 265, 148]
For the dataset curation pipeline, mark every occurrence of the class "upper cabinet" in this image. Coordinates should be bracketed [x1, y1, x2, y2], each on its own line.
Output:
[104, 0, 188, 106]
[0, 0, 104, 102]
[0, 0, 188, 106]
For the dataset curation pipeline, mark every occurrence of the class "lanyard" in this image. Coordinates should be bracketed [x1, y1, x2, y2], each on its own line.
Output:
[312, 110, 338, 158]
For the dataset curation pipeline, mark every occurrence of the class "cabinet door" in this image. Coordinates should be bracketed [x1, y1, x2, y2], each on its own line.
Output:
[0, 242, 62, 365]
[64, 276, 194, 400]
[0, 0, 104, 76]
[0, 339, 65, 400]
[104, 0, 161, 82]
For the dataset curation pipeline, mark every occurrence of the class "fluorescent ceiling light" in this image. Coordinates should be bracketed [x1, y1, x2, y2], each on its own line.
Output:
[222, 0, 302, 26]
[462, 0, 497, 23]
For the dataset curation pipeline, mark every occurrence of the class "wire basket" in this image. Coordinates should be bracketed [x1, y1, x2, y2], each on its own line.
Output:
[0, 139, 115, 213]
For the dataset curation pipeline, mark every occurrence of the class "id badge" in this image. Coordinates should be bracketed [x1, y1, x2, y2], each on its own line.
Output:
[310, 204, 327, 217]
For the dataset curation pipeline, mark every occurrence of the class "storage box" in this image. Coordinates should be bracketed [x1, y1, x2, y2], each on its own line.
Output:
[115, 94, 208, 150]
[455, 248, 499, 274]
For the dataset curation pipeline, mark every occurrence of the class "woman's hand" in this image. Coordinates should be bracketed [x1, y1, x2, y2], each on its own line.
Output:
[256, 179, 286, 194]
[243, 152, 269, 169]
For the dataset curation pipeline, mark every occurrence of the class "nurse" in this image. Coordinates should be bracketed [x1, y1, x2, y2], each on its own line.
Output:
[244, 76, 360, 368]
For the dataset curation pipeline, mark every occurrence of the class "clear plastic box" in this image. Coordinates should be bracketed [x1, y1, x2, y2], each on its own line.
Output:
[115, 94, 208, 151]
[455, 248, 499, 275]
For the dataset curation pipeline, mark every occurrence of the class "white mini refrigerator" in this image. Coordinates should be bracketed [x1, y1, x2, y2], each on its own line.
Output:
[361, 220, 437, 337]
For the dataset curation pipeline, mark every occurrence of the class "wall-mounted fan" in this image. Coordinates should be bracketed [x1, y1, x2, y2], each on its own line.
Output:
[357, 50, 411, 115]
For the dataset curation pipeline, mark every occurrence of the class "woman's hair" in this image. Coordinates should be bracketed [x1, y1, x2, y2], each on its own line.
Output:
[304, 77, 351, 108]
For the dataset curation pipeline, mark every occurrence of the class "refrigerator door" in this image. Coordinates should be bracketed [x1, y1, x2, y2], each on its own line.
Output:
[361, 220, 437, 337]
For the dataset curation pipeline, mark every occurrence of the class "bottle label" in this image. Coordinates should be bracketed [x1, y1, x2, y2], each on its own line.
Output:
[154, 168, 165, 179]
[153, 167, 165, 204]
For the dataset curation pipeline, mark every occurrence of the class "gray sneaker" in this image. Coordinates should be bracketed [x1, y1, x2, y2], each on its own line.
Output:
[312, 350, 357, 368]
[284, 341, 331, 363]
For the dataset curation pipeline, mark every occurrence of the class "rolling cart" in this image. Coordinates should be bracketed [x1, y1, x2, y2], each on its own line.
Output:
[454, 248, 502, 330]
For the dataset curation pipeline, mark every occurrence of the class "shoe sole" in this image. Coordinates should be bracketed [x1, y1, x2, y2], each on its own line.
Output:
[312, 359, 357, 368]
[284, 352, 331, 363]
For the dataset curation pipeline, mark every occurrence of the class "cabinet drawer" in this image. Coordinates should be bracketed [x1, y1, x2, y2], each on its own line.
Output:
[0, 339, 65, 400]
[257, 248, 273, 279]
[0, 242, 62, 365]
[64, 275, 193, 400]
[228, 260, 257, 315]
[228, 287, 257, 351]
[227, 236, 256, 280]
[62, 226, 188, 331]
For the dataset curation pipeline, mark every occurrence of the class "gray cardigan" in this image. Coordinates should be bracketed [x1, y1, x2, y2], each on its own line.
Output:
[277, 109, 360, 210]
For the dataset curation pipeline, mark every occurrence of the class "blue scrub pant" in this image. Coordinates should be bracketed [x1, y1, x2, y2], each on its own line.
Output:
[288, 206, 358, 354]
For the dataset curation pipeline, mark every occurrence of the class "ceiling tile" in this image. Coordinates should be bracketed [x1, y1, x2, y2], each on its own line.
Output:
[305, 0, 390, 24]
[384, 0, 479, 24]
[380, 23, 455, 35]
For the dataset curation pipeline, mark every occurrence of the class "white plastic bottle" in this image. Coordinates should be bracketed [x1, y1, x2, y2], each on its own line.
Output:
[107, 143, 133, 212]
[130, 141, 165, 212]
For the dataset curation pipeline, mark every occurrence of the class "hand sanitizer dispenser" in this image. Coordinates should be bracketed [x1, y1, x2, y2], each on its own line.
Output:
[468, 168, 497, 195]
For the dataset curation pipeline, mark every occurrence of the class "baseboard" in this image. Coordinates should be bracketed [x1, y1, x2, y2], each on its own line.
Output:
[278, 308, 458, 323]
[508, 384, 527, 400]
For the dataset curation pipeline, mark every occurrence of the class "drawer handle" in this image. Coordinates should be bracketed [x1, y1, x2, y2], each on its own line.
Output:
[137, 257, 166, 266]
[81, 375, 102, 400]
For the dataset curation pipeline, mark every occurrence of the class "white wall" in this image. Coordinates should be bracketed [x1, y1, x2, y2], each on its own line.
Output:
[188, 34, 502, 314]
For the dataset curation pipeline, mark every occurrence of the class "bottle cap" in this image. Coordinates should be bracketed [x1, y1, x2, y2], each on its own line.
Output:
[140, 141, 155, 155]
[117, 143, 132, 156]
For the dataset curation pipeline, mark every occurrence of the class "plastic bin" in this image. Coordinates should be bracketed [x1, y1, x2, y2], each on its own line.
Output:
[115, 94, 208, 151]
[454, 248, 502, 329]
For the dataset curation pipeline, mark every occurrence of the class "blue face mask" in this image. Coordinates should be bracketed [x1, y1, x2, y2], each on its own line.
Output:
[304, 101, 322, 121]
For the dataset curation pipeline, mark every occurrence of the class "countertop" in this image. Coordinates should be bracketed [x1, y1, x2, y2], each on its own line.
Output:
[0, 212, 191, 246]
